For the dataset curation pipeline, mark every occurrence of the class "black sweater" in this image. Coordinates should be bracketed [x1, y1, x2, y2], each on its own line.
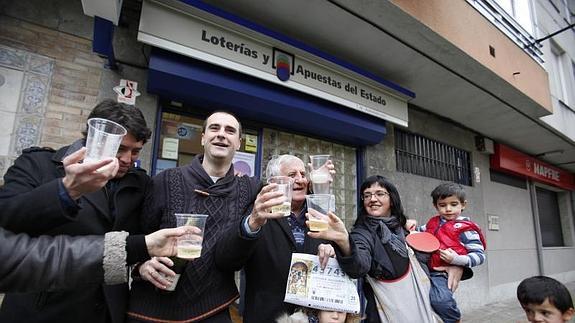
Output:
[128, 155, 259, 322]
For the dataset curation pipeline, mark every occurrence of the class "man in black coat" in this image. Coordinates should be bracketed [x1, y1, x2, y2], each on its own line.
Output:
[0, 99, 152, 323]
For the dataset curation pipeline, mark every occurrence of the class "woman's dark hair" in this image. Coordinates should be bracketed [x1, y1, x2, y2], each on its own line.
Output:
[355, 175, 407, 227]
[82, 99, 152, 144]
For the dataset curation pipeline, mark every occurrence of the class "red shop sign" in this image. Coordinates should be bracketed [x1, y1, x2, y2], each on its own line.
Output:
[490, 143, 575, 191]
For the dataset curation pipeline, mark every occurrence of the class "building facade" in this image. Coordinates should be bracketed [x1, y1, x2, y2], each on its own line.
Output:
[1, 0, 574, 313]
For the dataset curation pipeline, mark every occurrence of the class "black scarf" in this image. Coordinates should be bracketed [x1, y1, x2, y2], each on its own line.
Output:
[364, 215, 408, 258]
[362, 215, 409, 280]
[188, 156, 237, 197]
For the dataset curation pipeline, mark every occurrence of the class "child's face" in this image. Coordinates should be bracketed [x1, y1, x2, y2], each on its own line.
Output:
[521, 298, 575, 323]
[318, 311, 347, 323]
[434, 195, 466, 221]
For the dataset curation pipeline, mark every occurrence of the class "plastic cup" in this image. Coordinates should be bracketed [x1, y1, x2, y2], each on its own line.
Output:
[175, 214, 208, 260]
[310, 154, 330, 170]
[305, 194, 333, 232]
[84, 118, 127, 163]
[309, 155, 331, 194]
[267, 176, 294, 216]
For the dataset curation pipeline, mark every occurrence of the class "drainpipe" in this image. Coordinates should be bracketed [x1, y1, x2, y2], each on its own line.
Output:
[92, 16, 118, 70]
[528, 181, 545, 275]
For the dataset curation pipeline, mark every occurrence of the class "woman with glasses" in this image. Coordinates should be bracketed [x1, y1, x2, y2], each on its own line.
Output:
[308, 175, 463, 322]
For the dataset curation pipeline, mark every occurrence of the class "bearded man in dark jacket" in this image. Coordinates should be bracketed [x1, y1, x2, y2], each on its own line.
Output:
[0, 99, 152, 323]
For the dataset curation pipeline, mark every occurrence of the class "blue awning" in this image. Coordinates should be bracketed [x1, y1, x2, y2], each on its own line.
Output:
[148, 48, 388, 145]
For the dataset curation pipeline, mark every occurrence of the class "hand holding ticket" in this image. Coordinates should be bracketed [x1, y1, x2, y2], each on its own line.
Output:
[284, 253, 360, 314]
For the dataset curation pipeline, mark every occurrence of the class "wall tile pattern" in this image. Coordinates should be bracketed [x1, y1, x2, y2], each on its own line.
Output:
[0, 45, 53, 157]
[262, 128, 358, 228]
[0, 16, 105, 182]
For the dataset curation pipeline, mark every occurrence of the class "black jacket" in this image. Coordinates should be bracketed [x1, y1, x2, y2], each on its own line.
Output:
[215, 215, 327, 323]
[0, 229, 147, 293]
[0, 227, 105, 293]
[0, 143, 151, 323]
[336, 223, 431, 323]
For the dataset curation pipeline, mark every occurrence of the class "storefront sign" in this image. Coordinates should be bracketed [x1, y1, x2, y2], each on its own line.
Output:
[138, 0, 410, 126]
[176, 123, 200, 140]
[162, 137, 179, 160]
[244, 134, 257, 153]
[490, 143, 575, 190]
[114, 79, 140, 105]
[232, 151, 256, 177]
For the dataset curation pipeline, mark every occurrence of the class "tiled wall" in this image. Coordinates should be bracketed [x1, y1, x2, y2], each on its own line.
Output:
[261, 128, 358, 228]
[0, 45, 53, 157]
[0, 16, 105, 182]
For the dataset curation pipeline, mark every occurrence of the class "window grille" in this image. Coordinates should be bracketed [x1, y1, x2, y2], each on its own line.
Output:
[395, 129, 472, 186]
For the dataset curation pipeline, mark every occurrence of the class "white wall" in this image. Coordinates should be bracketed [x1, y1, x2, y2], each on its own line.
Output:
[535, 0, 575, 141]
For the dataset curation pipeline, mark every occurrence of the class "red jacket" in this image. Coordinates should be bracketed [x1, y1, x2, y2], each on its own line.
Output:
[425, 215, 486, 268]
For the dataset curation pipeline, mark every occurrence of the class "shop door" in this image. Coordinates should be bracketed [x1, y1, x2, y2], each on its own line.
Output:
[536, 187, 564, 247]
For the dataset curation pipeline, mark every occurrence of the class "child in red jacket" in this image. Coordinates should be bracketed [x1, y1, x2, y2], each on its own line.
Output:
[407, 182, 486, 323]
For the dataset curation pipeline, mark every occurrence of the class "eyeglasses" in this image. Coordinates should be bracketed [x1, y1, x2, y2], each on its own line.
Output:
[361, 191, 390, 200]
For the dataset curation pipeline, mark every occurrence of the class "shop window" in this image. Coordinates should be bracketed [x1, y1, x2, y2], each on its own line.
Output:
[154, 112, 259, 176]
[261, 129, 358, 228]
[536, 187, 565, 247]
[395, 129, 472, 186]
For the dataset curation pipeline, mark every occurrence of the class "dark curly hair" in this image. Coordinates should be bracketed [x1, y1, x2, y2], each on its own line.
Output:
[82, 99, 152, 144]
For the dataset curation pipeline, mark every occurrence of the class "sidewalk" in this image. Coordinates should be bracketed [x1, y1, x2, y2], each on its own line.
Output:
[2, 282, 574, 322]
[462, 281, 575, 323]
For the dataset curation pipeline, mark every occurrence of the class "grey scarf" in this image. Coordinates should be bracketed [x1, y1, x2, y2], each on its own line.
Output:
[365, 215, 408, 258]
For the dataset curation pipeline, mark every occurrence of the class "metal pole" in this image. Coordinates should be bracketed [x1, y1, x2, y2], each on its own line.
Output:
[525, 23, 575, 48]
[528, 181, 545, 275]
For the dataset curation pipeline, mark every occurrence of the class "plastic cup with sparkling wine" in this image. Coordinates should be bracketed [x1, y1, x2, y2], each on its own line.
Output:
[267, 176, 294, 216]
[175, 213, 208, 260]
[309, 154, 331, 194]
[305, 194, 334, 232]
[84, 118, 127, 163]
